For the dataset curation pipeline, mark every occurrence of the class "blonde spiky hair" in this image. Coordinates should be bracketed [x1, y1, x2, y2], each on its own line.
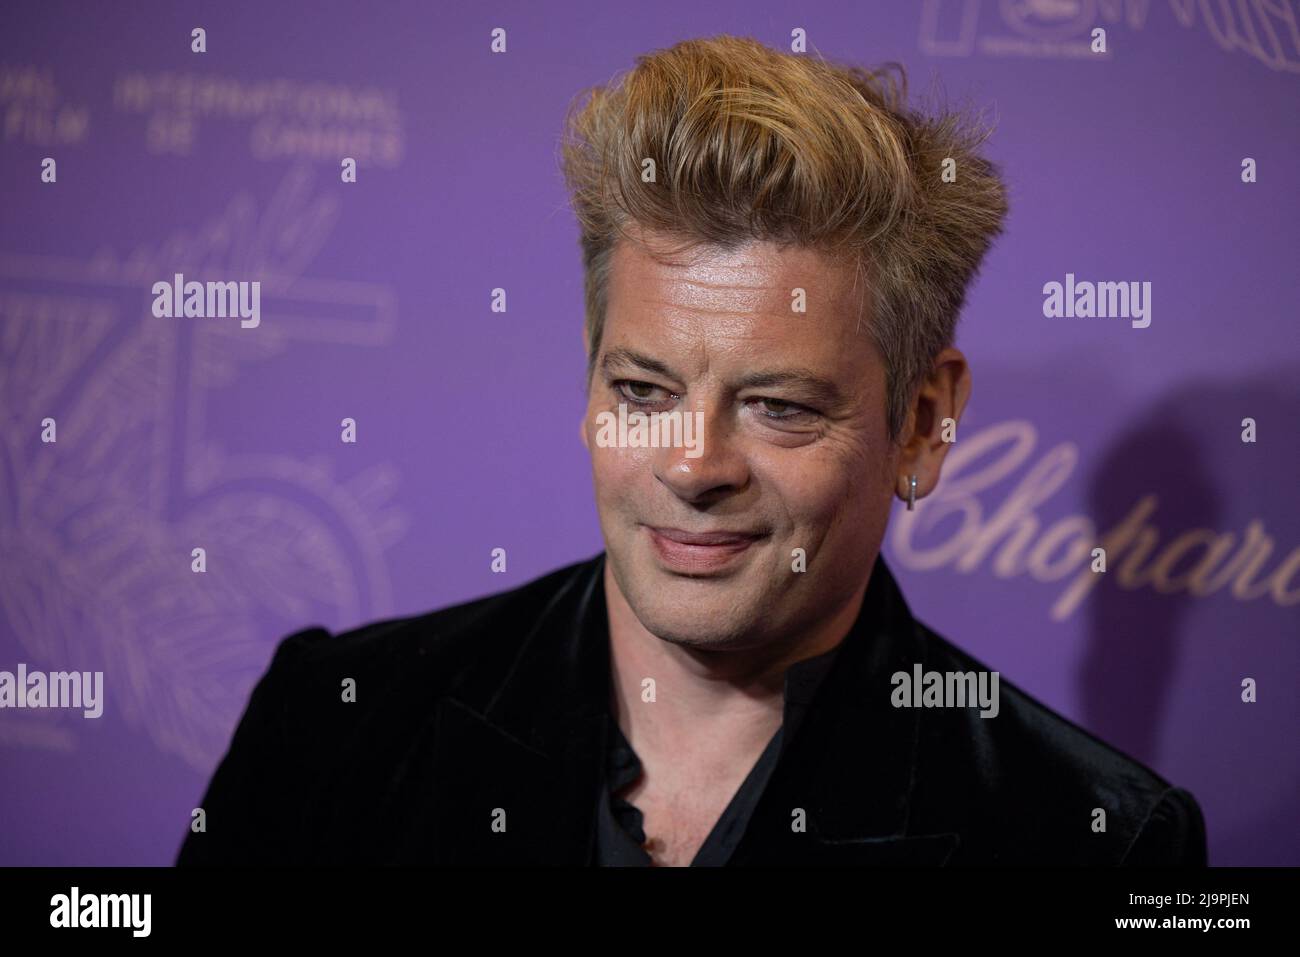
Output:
[560, 35, 1009, 442]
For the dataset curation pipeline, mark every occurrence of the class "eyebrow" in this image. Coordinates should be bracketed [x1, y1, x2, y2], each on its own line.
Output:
[600, 348, 846, 406]
[601, 348, 677, 381]
[734, 369, 845, 406]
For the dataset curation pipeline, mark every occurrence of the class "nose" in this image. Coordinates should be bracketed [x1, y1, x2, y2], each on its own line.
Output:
[652, 398, 750, 504]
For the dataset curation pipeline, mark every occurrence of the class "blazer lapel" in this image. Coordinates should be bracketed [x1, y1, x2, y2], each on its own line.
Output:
[731, 556, 960, 866]
[418, 558, 612, 865]
[369, 552, 957, 866]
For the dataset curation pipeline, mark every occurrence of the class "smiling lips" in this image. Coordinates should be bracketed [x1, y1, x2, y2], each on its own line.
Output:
[646, 525, 767, 573]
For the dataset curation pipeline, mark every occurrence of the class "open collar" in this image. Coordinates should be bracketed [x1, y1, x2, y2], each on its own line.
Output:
[379, 553, 957, 865]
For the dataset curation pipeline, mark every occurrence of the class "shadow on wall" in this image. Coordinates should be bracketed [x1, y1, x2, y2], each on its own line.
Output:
[1077, 370, 1300, 865]
[1079, 418, 1217, 764]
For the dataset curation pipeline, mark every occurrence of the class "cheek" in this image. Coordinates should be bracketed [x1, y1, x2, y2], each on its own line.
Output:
[760, 440, 880, 527]
[787, 473, 863, 530]
[589, 444, 655, 505]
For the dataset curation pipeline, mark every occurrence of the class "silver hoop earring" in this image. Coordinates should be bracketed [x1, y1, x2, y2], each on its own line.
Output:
[906, 474, 917, 511]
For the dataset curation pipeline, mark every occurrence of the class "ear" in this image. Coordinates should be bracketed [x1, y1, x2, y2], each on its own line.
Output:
[894, 347, 971, 506]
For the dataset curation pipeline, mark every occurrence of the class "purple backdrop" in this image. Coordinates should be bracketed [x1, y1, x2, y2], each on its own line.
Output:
[1, 0, 1296, 866]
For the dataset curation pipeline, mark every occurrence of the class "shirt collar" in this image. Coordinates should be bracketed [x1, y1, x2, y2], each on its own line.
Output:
[603, 630, 848, 760]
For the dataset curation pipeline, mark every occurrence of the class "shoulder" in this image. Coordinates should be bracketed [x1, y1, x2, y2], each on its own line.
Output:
[176, 554, 600, 865]
[910, 618, 1207, 866]
[268, 553, 600, 705]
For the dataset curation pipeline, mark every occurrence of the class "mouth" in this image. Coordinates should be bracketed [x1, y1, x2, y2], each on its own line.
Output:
[644, 525, 768, 575]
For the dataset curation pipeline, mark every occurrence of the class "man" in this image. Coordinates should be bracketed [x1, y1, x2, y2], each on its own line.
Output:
[177, 36, 1205, 867]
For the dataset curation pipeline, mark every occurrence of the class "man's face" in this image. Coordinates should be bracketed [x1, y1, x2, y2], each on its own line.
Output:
[582, 230, 901, 653]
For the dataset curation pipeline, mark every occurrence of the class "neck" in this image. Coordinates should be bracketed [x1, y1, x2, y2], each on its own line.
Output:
[603, 562, 869, 784]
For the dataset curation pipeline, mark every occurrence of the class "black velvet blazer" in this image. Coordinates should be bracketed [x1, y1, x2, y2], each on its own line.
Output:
[176, 552, 1206, 866]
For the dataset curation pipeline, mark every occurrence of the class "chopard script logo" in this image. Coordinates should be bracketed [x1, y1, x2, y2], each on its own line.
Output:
[890, 420, 1298, 621]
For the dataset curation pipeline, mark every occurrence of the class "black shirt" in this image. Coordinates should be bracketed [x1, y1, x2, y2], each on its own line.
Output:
[593, 641, 844, 866]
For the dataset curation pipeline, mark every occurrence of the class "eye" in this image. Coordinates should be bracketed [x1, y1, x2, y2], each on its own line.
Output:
[750, 397, 813, 420]
[615, 380, 677, 406]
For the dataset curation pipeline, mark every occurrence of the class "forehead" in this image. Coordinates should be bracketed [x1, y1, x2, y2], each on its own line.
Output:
[603, 233, 874, 372]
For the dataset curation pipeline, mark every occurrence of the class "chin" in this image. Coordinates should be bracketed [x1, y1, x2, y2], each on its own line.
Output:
[623, 564, 781, 648]
[630, 604, 757, 649]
